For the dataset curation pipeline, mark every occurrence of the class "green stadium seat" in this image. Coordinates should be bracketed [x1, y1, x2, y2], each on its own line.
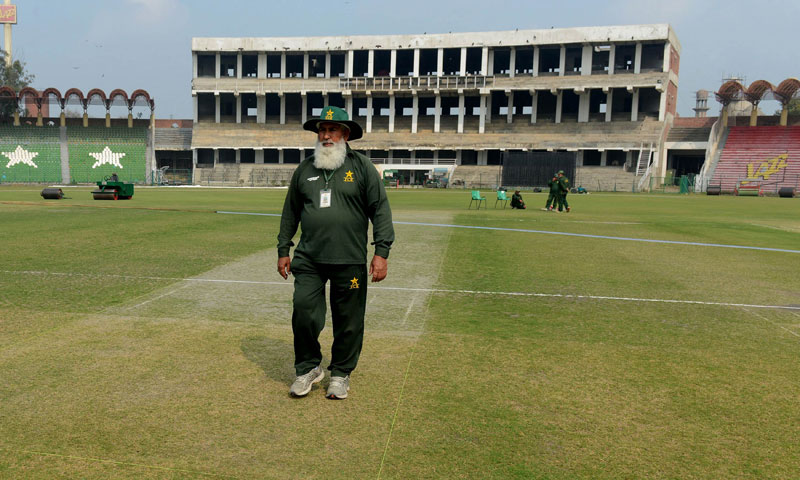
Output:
[468, 190, 487, 209]
[495, 190, 508, 209]
[0, 127, 62, 183]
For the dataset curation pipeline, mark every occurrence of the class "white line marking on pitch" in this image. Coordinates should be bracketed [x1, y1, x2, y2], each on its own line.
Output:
[745, 307, 800, 338]
[392, 221, 800, 254]
[400, 296, 416, 327]
[126, 283, 191, 310]
[3, 270, 799, 311]
[377, 224, 452, 480]
[214, 211, 800, 254]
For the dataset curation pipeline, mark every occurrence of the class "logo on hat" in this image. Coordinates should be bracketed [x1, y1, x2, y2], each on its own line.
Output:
[303, 105, 364, 141]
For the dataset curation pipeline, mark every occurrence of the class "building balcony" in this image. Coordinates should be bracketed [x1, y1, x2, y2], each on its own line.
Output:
[192, 70, 669, 95]
[370, 157, 456, 165]
[339, 75, 493, 92]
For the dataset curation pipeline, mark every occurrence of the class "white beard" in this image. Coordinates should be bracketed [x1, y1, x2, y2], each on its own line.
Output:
[313, 139, 347, 171]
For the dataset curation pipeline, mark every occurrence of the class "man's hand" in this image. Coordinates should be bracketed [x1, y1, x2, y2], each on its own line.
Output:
[369, 255, 388, 283]
[277, 256, 292, 279]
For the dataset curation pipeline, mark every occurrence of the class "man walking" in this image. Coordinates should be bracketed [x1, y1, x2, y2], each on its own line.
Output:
[277, 106, 395, 399]
[544, 173, 559, 211]
[557, 170, 571, 213]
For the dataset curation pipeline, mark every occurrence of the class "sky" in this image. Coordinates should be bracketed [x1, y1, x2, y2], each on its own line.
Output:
[4, 0, 799, 119]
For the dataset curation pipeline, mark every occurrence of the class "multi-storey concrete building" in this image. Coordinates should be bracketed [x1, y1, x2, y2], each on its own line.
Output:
[190, 24, 680, 190]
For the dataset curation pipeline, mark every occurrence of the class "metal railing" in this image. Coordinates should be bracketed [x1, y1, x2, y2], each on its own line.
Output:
[370, 157, 456, 165]
[339, 75, 493, 92]
[193, 75, 494, 94]
[155, 168, 192, 185]
[694, 119, 725, 193]
[647, 175, 696, 194]
[450, 173, 501, 190]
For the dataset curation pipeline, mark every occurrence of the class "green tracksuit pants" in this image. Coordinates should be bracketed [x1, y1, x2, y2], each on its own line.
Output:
[557, 193, 569, 211]
[546, 193, 558, 209]
[291, 255, 368, 378]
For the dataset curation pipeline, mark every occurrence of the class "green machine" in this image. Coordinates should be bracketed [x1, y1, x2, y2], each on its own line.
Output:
[92, 176, 134, 200]
[382, 169, 399, 187]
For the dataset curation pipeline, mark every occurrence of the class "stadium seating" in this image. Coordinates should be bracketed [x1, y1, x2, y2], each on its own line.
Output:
[710, 126, 800, 193]
[66, 126, 147, 144]
[0, 125, 149, 184]
[67, 126, 148, 183]
[0, 126, 62, 183]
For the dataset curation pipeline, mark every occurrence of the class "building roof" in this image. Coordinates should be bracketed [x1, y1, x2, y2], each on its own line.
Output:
[193, 24, 680, 53]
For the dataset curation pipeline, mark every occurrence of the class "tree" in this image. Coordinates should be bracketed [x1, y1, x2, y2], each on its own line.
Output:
[0, 51, 36, 122]
[786, 98, 800, 117]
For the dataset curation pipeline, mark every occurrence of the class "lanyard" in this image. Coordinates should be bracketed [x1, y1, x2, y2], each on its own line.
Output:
[323, 168, 336, 187]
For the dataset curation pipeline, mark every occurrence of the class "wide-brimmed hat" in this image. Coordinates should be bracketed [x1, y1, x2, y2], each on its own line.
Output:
[303, 105, 363, 141]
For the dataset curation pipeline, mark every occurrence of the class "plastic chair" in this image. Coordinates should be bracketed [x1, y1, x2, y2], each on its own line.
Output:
[468, 190, 487, 209]
[495, 190, 508, 209]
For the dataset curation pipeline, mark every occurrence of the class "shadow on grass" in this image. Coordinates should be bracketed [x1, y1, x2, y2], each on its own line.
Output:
[240, 335, 295, 383]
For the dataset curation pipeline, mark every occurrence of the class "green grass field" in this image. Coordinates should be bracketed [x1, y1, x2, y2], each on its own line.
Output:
[1, 185, 799, 479]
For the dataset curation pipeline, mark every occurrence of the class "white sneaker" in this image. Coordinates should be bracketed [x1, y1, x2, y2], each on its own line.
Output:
[326, 375, 350, 400]
[290, 366, 324, 397]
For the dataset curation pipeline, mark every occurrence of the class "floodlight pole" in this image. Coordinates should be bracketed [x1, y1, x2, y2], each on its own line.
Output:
[2, 0, 12, 66]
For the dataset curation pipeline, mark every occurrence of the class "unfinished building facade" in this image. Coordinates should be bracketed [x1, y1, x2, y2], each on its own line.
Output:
[191, 24, 680, 190]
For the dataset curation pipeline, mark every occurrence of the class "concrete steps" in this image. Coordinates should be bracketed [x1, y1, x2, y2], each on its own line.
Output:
[154, 128, 193, 150]
[667, 127, 711, 143]
[451, 165, 502, 189]
[194, 163, 298, 186]
[192, 118, 664, 151]
[575, 166, 637, 192]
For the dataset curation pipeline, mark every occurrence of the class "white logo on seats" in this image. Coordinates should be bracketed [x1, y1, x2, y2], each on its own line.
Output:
[2, 145, 39, 168]
[89, 146, 125, 169]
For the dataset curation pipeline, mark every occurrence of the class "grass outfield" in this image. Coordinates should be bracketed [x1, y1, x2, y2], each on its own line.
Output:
[1, 185, 799, 479]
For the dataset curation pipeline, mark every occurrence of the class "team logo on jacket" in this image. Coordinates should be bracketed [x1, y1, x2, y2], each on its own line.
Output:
[344, 170, 354, 182]
[349, 277, 359, 289]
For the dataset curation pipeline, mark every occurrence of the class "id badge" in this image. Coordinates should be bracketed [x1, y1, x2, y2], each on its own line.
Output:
[320, 189, 332, 208]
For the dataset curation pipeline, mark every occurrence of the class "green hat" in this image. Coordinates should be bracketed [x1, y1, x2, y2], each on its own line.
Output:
[303, 105, 363, 141]
[558, 170, 565, 175]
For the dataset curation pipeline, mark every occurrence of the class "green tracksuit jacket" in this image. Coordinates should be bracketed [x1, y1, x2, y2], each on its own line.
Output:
[277, 146, 394, 263]
[557, 175, 570, 209]
[546, 179, 560, 208]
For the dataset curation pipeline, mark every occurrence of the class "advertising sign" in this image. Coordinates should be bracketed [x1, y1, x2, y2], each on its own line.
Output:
[0, 5, 17, 24]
